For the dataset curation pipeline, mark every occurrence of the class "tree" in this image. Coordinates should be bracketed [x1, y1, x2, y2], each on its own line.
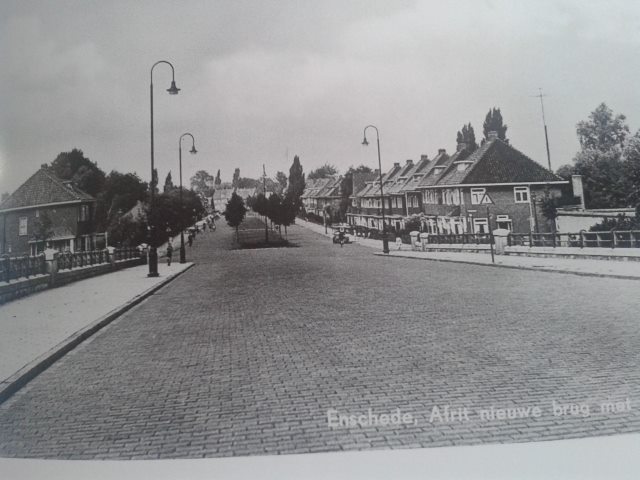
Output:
[32, 211, 54, 252]
[267, 193, 283, 228]
[96, 171, 148, 231]
[622, 131, 640, 208]
[555, 164, 575, 180]
[252, 193, 268, 216]
[570, 104, 630, 209]
[307, 163, 338, 180]
[275, 171, 288, 194]
[214, 169, 222, 186]
[190, 170, 214, 197]
[224, 192, 247, 241]
[50, 148, 106, 197]
[163, 171, 175, 193]
[577, 103, 629, 151]
[482, 108, 508, 142]
[151, 168, 159, 195]
[456, 123, 478, 151]
[280, 193, 298, 238]
[232, 168, 240, 188]
[287, 155, 305, 212]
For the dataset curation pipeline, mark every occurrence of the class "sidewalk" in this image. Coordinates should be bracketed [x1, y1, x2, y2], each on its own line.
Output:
[296, 219, 640, 280]
[0, 261, 193, 402]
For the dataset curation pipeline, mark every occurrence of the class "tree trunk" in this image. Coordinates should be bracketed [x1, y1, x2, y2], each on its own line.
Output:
[236, 225, 239, 242]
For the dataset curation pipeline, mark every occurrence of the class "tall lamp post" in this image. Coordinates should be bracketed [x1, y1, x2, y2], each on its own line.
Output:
[179, 133, 197, 263]
[361, 125, 390, 254]
[148, 60, 180, 277]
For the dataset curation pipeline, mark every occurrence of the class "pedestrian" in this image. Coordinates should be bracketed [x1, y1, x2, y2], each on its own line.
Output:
[188, 233, 193, 247]
[166, 240, 174, 266]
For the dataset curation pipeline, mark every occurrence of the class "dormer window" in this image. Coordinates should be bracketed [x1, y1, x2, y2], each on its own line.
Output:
[454, 160, 473, 172]
[433, 167, 444, 175]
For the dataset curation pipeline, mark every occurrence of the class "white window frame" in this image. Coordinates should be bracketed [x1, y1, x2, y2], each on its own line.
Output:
[514, 186, 530, 204]
[473, 218, 489, 234]
[471, 188, 486, 205]
[19, 216, 28, 236]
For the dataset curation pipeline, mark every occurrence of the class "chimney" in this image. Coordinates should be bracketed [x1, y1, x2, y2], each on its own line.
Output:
[571, 175, 586, 210]
[487, 131, 499, 141]
[406, 159, 414, 166]
[393, 162, 400, 168]
[438, 148, 446, 155]
[420, 154, 429, 162]
[456, 141, 467, 152]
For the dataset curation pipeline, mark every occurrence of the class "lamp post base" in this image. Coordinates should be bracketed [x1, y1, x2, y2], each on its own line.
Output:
[180, 231, 186, 263]
[147, 247, 159, 277]
[382, 234, 390, 254]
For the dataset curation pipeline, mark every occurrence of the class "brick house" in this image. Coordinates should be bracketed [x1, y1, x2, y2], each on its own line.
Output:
[0, 167, 103, 255]
[301, 176, 345, 220]
[416, 133, 568, 234]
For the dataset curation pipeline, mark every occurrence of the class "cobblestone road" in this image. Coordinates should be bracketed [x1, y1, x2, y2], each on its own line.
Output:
[1, 218, 639, 459]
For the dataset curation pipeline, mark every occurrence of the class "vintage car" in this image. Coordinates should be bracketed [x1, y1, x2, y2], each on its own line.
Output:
[332, 224, 355, 244]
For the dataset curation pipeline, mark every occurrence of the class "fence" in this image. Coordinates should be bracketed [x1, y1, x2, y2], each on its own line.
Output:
[0, 254, 47, 282]
[507, 230, 640, 249]
[1, 247, 142, 282]
[422, 233, 493, 245]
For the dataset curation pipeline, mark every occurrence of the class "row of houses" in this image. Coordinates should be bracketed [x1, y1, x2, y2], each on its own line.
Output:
[303, 133, 569, 235]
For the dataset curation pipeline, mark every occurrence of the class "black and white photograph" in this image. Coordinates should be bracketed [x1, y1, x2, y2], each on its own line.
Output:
[0, 1, 639, 479]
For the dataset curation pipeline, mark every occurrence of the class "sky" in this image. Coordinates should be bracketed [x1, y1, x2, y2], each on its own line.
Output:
[1, 0, 640, 195]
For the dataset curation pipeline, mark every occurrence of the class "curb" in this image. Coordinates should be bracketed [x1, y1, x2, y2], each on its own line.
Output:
[0, 263, 195, 405]
[373, 252, 640, 281]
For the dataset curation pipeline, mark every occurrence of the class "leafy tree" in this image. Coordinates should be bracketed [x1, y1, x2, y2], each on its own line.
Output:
[232, 168, 240, 188]
[622, 131, 640, 207]
[252, 193, 268, 217]
[147, 189, 206, 246]
[151, 168, 159, 195]
[267, 193, 283, 227]
[482, 108, 508, 142]
[107, 215, 147, 247]
[307, 163, 338, 180]
[276, 171, 288, 194]
[287, 155, 305, 212]
[237, 177, 261, 189]
[50, 148, 106, 197]
[214, 169, 222, 186]
[577, 103, 629, 151]
[589, 214, 638, 232]
[163, 171, 175, 193]
[95, 171, 148, 231]
[32, 211, 54, 252]
[224, 192, 247, 241]
[280, 193, 298, 238]
[555, 164, 575, 180]
[570, 104, 630, 208]
[190, 170, 214, 197]
[456, 123, 478, 151]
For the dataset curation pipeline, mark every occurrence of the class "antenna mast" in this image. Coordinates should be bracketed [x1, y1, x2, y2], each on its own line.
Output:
[532, 88, 552, 171]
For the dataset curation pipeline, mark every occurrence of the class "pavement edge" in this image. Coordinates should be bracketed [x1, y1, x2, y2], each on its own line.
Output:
[374, 252, 640, 281]
[0, 263, 195, 405]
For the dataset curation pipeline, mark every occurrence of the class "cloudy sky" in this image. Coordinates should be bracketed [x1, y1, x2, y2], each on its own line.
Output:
[1, 0, 640, 194]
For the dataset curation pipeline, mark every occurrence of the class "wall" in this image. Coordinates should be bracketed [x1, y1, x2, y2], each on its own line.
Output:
[0, 257, 143, 305]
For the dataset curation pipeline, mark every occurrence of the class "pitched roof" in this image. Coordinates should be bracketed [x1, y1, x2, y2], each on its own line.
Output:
[315, 176, 343, 198]
[400, 155, 432, 193]
[301, 177, 332, 198]
[367, 163, 403, 197]
[0, 167, 95, 211]
[415, 149, 452, 188]
[437, 139, 565, 186]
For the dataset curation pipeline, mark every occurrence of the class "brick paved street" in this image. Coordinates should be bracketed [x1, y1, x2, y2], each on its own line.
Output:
[1, 218, 639, 459]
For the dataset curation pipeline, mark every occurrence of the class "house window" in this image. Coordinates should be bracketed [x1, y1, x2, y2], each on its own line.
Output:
[79, 204, 90, 221]
[35, 209, 39, 218]
[473, 218, 489, 234]
[471, 188, 486, 205]
[514, 186, 530, 203]
[19, 217, 28, 236]
[496, 215, 513, 231]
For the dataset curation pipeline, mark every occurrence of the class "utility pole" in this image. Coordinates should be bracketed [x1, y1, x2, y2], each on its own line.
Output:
[263, 164, 269, 243]
[532, 88, 552, 171]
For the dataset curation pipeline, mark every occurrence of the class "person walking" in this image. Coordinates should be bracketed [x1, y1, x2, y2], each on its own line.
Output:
[166, 240, 174, 266]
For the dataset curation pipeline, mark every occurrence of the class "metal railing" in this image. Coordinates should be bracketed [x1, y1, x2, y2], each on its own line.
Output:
[112, 247, 140, 261]
[56, 249, 108, 270]
[0, 254, 47, 283]
[423, 233, 493, 245]
[507, 230, 640, 249]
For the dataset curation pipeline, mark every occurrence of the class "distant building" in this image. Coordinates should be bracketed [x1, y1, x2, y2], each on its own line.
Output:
[0, 166, 104, 255]
[348, 133, 568, 235]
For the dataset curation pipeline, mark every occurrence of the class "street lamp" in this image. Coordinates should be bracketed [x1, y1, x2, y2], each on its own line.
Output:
[361, 125, 390, 254]
[179, 133, 197, 263]
[148, 60, 180, 278]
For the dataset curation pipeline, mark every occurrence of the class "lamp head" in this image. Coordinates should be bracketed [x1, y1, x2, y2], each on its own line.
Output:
[361, 136, 369, 146]
[189, 145, 198, 154]
[167, 80, 180, 95]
